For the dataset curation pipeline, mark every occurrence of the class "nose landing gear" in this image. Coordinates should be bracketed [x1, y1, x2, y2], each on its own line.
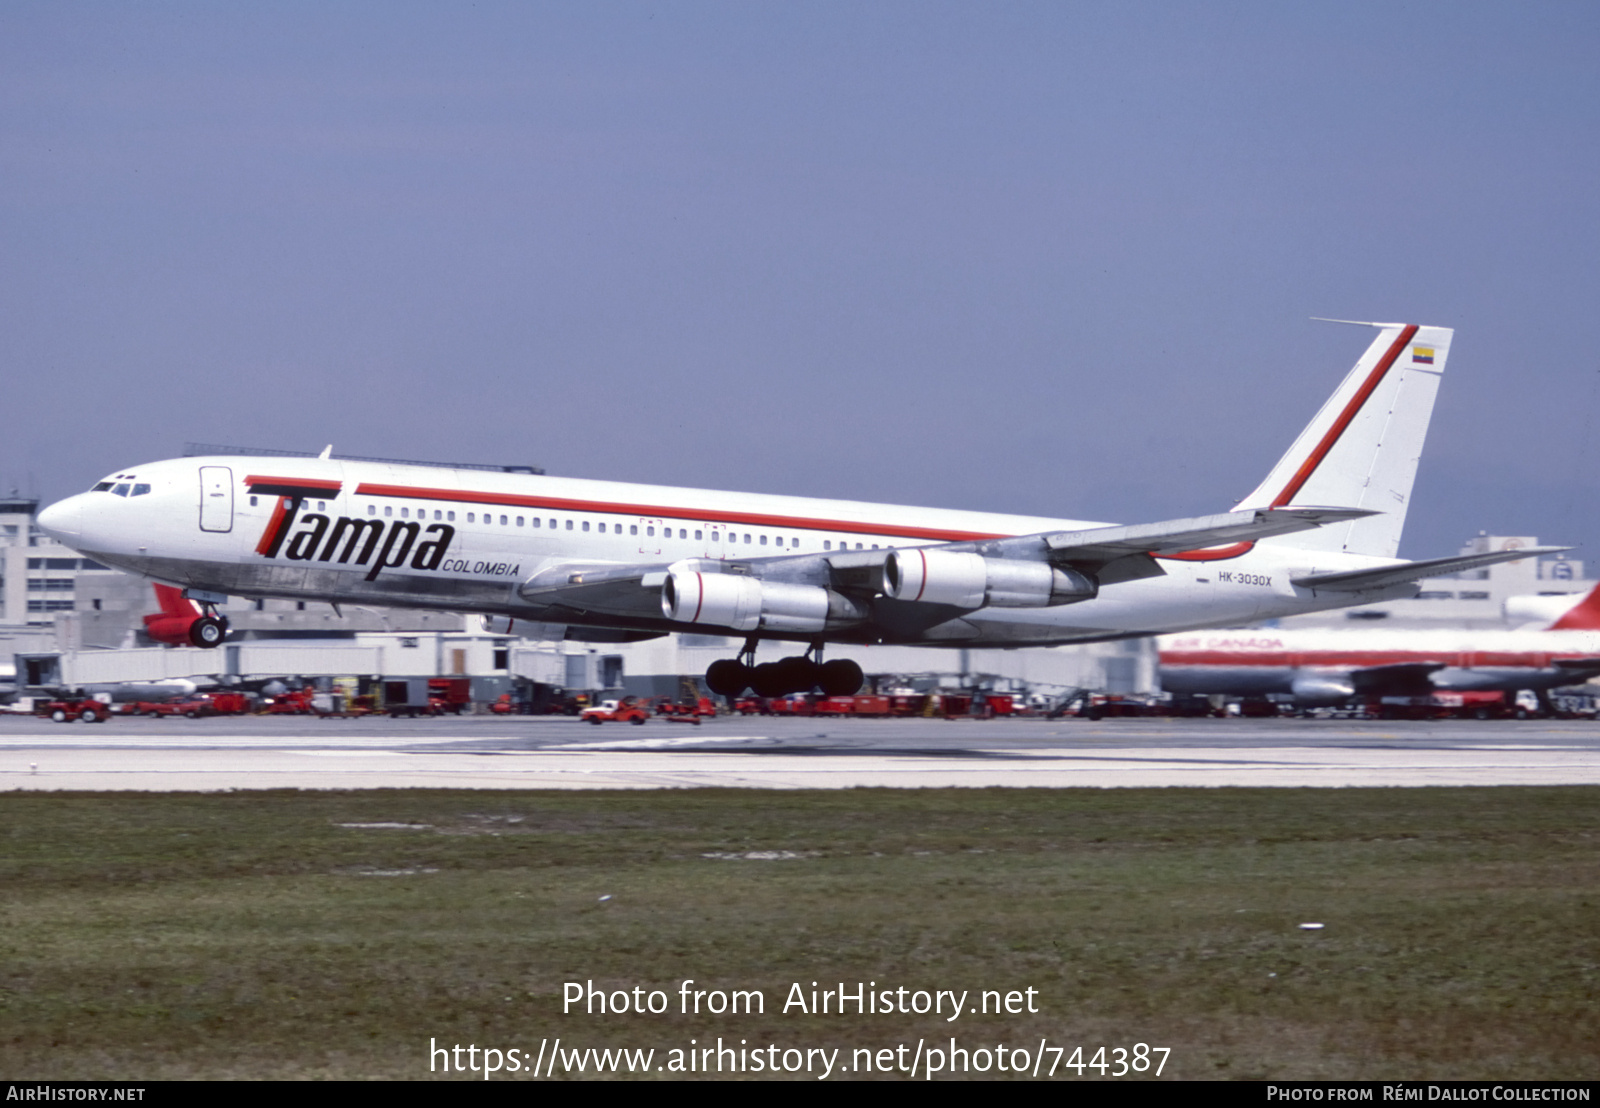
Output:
[188, 598, 229, 648]
[704, 639, 863, 698]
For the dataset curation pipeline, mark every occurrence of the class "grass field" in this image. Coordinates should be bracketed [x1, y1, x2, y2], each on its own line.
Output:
[1, 787, 1596, 1080]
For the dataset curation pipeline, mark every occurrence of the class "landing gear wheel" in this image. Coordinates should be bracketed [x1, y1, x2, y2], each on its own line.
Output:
[818, 659, 864, 697]
[189, 616, 227, 648]
[706, 659, 750, 697]
[750, 662, 788, 698]
[773, 656, 819, 696]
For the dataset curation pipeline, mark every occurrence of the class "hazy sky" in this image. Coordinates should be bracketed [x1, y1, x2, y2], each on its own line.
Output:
[4, 2, 1597, 563]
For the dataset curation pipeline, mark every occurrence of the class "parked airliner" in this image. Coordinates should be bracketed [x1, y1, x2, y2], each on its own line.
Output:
[37, 322, 1555, 697]
[1159, 583, 1600, 712]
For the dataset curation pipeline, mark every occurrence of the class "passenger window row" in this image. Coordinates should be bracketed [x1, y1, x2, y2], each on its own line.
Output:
[237, 493, 888, 553]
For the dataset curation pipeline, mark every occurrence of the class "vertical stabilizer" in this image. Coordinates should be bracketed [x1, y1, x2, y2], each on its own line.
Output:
[1550, 582, 1600, 631]
[1234, 322, 1451, 558]
[152, 583, 200, 618]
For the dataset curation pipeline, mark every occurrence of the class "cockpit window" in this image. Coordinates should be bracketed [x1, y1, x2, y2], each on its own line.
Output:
[131, 484, 151, 496]
[111, 484, 131, 497]
[92, 482, 113, 492]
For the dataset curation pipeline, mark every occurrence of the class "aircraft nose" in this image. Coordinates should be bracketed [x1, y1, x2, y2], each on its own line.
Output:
[37, 494, 90, 541]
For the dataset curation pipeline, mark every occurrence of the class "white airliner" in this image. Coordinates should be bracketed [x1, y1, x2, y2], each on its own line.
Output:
[37, 322, 1557, 697]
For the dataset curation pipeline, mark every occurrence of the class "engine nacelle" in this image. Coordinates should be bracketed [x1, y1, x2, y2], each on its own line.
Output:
[1289, 673, 1356, 705]
[662, 571, 858, 633]
[882, 549, 1097, 608]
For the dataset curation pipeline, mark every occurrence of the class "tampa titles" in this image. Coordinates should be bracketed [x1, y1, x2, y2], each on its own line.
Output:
[255, 495, 456, 582]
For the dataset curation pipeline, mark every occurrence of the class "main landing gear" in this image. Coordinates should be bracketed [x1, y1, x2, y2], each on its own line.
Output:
[704, 639, 864, 698]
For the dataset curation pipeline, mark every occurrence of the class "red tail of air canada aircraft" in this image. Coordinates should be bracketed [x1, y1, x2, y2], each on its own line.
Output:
[142, 582, 228, 648]
[1159, 582, 1600, 712]
[37, 321, 1561, 698]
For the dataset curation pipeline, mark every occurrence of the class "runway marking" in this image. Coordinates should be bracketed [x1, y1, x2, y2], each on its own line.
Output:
[545, 736, 781, 751]
[0, 734, 484, 750]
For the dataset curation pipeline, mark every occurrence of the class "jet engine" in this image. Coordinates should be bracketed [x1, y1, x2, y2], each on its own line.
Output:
[882, 549, 1097, 608]
[1288, 673, 1356, 705]
[662, 571, 863, 633]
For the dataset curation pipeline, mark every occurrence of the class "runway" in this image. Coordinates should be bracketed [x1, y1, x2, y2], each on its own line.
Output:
[3, 712, 1598, 789]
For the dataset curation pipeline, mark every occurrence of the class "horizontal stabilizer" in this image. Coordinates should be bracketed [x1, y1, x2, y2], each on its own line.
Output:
[1291, 547, 1570, 593]
[1045, 507, 1375, 567]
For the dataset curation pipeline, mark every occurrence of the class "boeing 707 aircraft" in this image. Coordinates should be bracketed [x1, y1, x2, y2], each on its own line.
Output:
[37, 322, 1556, 697]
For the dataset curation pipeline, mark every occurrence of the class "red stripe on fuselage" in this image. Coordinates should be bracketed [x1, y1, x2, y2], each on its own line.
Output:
[1161, 649, 1576, 667]
[245, 475, 343, 493]
[353, 482, 1008, 543]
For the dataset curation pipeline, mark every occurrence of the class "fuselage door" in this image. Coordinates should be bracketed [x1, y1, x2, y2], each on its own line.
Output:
[199, 466, 234, 533]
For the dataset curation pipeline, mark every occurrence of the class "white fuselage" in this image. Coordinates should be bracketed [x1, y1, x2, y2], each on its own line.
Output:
[38, 456, 1413, 647]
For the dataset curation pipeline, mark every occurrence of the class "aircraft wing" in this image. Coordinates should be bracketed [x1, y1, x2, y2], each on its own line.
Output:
[516, 561, 673, 618]
[1039, 507, 1376, 567]
[1291, 547, 1570, 593]
[1347, 662, 1447, 696]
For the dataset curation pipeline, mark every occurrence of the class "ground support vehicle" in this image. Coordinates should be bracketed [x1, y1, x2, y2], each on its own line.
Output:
[813, 695, 893, 717]
[580, 697, 651, 725]
[117, 698, 187, 718]
[654, 696, 717, 721]
[38, 697, 110, 723]
[135, 692, 253, 718]
[1367, 691, 1543, 721]
[427, 678, 471, 715]
[259, 688, 318, 715]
